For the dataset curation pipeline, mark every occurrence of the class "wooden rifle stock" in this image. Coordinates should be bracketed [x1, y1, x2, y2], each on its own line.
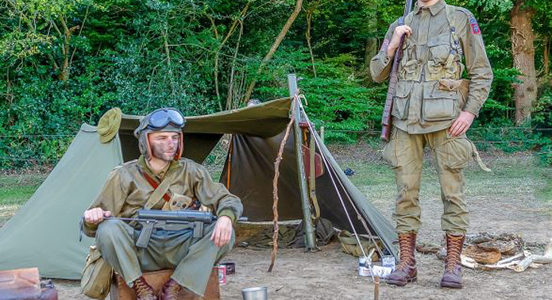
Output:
[380, 0, 414, 142]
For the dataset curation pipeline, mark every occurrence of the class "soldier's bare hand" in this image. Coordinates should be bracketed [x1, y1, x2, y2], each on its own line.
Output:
[449, 111, 475, 137]
[83, 208, 111, 225]
[210, 216, 233, 247]
[387, 25, 412, 57]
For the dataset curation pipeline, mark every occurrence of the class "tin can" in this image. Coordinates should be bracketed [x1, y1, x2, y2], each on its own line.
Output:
[216, 265, 227, 285]
[358, 256, 371, 277]
[220, 262, 236, 275]
[358, 256, 368, 268]
[371, 265, 393, 278]
[382, 255, 396, 271]
[358, 265, 372, 277]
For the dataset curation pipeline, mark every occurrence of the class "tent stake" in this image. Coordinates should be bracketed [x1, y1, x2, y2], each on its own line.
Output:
[288, 73, 316, 251]
[374, 276, 380, 300]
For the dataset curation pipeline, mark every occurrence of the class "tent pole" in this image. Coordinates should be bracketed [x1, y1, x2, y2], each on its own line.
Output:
[288, 73, 316, 251]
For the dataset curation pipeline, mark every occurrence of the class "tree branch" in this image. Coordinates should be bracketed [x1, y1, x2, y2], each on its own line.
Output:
[213, 2, 250, 110]
[243, 0, 303, 103]
[226, 20, 244, 110]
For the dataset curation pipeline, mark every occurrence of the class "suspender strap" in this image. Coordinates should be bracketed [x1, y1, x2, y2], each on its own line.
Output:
[445, 5, 463, 56]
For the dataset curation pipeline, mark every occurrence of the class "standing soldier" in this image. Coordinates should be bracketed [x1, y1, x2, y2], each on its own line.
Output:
[370, 0, 492, 288]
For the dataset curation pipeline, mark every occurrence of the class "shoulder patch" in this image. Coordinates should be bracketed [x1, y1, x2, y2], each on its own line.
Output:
[469, 16, 481, 35]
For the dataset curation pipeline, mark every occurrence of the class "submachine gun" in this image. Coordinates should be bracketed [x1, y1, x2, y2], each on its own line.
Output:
[380, 0, 414, 142]
[127, 210, 246, 248]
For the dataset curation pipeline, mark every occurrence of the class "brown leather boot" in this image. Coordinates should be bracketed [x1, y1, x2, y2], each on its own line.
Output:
[159, 279, 197, 300]
[132, 276, 158, 300]
[386, 232, 417, 286]
[440, 233, 465, 289]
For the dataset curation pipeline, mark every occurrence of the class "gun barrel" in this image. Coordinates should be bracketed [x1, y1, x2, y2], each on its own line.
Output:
[137, 209, 216, 223]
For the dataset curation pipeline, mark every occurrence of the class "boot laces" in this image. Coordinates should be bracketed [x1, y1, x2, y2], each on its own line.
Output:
[396, 233, 415, 270]
[446, 235, 464, 271]
[134, 277, 156, 299]
[161, 279, 182, 300]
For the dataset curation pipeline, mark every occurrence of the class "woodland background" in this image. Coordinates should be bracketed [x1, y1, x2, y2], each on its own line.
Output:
[1, 0, 551, 168]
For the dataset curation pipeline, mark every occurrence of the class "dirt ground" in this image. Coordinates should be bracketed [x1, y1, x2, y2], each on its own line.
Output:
[7, 145, 552, 299]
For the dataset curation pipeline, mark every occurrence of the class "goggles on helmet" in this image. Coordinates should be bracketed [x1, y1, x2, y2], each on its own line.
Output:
[146, 108, 185, 130]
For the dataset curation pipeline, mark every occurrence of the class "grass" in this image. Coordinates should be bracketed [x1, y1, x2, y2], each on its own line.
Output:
[537, 170, 552, 203]
[331, 148, 552, 206]
[0, 173, 47, 226]
[0, 174, 47, 205]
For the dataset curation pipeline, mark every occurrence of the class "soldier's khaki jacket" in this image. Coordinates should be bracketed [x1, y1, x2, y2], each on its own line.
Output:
[370, 0, 493, 134]
[83, 155, 243, 236]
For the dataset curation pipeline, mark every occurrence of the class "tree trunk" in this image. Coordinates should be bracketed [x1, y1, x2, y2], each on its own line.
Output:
[243, 0, 303, 103]
[363, 2, 378, 83]
[364, 38, 378, 82]
[510, 0, 537, 125]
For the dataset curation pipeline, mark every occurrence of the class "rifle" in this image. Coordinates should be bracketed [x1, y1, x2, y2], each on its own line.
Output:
[380, 0, 414, 142]
[115, 209, 246, 248]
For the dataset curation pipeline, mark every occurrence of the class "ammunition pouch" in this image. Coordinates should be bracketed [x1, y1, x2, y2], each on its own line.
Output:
[392, 81, 413, 120]
[438, 79, 469, 110]
[81, 245, 113, 299]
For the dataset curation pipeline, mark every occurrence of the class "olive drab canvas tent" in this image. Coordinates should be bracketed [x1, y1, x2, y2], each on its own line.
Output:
[0, 97, 397, 279]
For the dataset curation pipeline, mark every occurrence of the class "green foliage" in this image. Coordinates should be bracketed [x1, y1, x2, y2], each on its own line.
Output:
[534, 83, 552, 127]
[467, 119, 552, 167]
[253, 48, 383, 143]
[0, 0, 551, 168]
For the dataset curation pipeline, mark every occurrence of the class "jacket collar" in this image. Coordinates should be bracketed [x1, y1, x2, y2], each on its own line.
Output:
[414, 0, 446, 16]
[138, 155, 178, 180]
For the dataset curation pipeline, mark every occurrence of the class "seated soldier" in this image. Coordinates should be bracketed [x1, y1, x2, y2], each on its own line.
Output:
[82, 108, 243, 300]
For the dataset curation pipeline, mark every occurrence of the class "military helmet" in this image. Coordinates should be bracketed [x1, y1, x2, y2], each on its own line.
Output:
[134, 108, 186, 161]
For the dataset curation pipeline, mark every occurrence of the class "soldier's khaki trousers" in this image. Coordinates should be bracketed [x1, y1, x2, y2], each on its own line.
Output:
[96, 219, 234, 297]
[383, 127, 473, 234]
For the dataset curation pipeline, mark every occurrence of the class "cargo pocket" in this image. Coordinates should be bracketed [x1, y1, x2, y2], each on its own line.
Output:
[438, 79, 469, 110]
[426, 33, 451, 81]
[391, 81, 412, 120]
[382, 129, 399, 167]
[437, 137, 472, 170]
[428, 33, 450, 64]
[382, 128, 411, 168]
[422, 82, 458, 122]
[399, 39, 418, 81]
[400, 59, 419, 81]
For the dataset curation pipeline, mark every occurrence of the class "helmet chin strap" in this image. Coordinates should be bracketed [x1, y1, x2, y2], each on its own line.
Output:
[174, 133, 183, 160]
[146, 132, 153, 161]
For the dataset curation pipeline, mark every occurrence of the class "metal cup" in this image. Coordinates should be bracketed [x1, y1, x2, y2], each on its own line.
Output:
[241, 286, 268, 300]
